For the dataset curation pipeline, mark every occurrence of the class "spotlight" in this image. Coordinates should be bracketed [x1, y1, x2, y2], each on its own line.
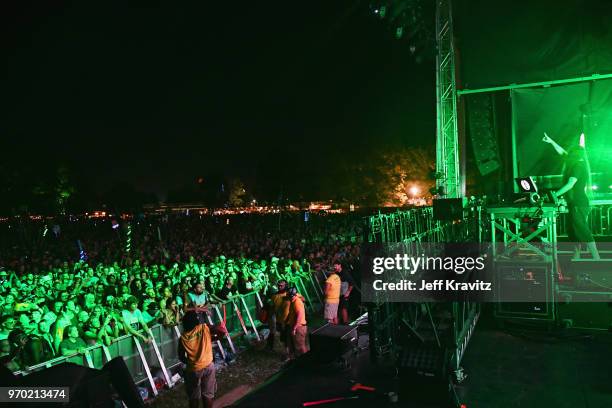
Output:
[409, 186, 420, 196]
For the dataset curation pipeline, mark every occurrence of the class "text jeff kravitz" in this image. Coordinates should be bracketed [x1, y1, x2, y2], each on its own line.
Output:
[372, 279, 492, 292]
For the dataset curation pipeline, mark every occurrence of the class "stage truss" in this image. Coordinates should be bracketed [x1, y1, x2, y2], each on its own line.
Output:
[435, 0, 461, 198]
[365, 208, 481, 381]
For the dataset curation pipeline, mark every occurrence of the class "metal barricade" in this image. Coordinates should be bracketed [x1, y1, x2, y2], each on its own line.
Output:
[558, 202, 611, 237]
[13, 283, 327, 397]
[366, 207, 482, 378]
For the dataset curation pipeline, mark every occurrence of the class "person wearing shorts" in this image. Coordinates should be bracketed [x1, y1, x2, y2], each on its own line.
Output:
[324, 263, 342, 324]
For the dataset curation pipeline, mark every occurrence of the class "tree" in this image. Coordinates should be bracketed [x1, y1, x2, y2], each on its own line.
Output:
[378, 147, 435, 206]
[55, 165, 75, 214]
[227, 178, 247, 207]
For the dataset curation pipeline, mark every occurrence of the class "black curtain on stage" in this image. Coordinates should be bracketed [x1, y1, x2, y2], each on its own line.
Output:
[454, 0, 612, 90]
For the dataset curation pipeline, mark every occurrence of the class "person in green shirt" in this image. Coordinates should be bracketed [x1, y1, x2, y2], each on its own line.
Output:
[59, 325, 87, 356]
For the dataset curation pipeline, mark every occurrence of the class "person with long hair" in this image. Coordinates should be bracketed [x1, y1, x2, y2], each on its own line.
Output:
[543, 132, 600, 259]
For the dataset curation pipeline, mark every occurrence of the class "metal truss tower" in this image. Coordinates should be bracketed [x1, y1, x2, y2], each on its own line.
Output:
[435, 0, 461, 198]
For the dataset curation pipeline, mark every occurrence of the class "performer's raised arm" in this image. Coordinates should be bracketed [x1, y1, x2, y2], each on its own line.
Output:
[542, 132, 568, 156]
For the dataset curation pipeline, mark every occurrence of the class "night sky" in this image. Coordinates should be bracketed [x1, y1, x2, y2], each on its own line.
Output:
[3, 1, 435, 199]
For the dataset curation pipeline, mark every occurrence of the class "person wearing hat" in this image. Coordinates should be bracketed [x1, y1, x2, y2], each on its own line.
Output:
[267, 279, 289, 352]
[178, 311, 224, 408]
[285, 287, 308, 357]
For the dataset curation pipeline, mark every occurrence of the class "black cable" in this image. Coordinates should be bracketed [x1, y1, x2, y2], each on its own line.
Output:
[584, 276, 612, 291]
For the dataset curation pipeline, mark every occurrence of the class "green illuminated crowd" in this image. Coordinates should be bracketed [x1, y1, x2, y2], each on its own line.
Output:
[0, 213, 362, 371]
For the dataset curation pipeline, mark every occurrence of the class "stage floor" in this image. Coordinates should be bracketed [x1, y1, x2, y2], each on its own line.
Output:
[458, 325, 612, 407]
[232, 323, 612, 408]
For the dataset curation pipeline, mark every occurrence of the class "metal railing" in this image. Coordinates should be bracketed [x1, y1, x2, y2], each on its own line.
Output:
[557, 202, 612, 237]
[366, 207, 481, 377]
[14, 274, 324, 397]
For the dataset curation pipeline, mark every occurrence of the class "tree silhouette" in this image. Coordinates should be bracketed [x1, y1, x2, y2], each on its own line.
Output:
[227, 178, 247, 207]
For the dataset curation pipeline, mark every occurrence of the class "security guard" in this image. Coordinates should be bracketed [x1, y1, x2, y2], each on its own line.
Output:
[285, 287, 308, 357]
[178, 311, 224, 408]
[268, 279, 290, 351]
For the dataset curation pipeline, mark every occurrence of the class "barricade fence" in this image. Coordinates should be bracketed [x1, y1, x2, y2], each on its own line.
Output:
[365, 207, 481, 376]
[14, 274, 324, 397]
[557, 202, 612, 237]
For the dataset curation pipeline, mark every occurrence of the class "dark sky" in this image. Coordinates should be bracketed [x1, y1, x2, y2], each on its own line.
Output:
[3, 1, 435, 199]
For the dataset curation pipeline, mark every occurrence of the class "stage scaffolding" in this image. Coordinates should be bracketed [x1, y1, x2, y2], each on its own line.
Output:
[365, 208, 480, 382]
[435, 0, 461, 199]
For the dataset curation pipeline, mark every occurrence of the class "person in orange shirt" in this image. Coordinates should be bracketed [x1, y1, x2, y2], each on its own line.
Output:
[324, 263, 342, 324]
[178, 311, 224, 408]
[267, 279, 289, 352]
[285, 287, 308, 357]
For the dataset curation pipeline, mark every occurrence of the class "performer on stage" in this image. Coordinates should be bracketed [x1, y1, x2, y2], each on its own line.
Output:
[543, 133, 600, 259]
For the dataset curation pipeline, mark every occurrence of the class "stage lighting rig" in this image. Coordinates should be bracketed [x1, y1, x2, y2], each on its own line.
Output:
[369, 0, 435, 62]
[371, 3, 388, 19]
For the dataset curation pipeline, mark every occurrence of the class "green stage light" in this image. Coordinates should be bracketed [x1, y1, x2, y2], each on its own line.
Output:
[591, 185, 598, 190]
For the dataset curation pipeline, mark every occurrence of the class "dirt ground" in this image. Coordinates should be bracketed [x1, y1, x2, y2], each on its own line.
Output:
[151, 313, 326, 407]
[151, 341, 285, 408]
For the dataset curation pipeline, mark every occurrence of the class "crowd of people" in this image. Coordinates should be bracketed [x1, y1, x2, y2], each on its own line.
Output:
[0, 212, 362, 372]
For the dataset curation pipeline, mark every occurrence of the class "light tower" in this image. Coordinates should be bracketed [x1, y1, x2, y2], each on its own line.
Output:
[435, 0, 461, 198]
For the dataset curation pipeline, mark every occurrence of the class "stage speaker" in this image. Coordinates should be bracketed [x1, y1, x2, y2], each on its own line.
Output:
[557, 291, 612, 330]
[467, 93, 501, 175]
[399, 345, 448, 378]
[494, 261, 555, 321]
[103, 357, 145, 408]
[398, 346, 459, 407]
[13, 362, 113, 408]
[309, 324, 357, 363]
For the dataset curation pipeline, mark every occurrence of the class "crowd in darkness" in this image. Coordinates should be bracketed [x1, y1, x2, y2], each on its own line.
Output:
[0, 212, 362, 371]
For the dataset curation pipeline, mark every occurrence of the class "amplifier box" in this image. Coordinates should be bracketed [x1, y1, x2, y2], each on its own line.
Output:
[309, 323, 357, 363]
[494, 260, 555, 321]
[399, 345, 448, 378]
[557, 291, 612, 330]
